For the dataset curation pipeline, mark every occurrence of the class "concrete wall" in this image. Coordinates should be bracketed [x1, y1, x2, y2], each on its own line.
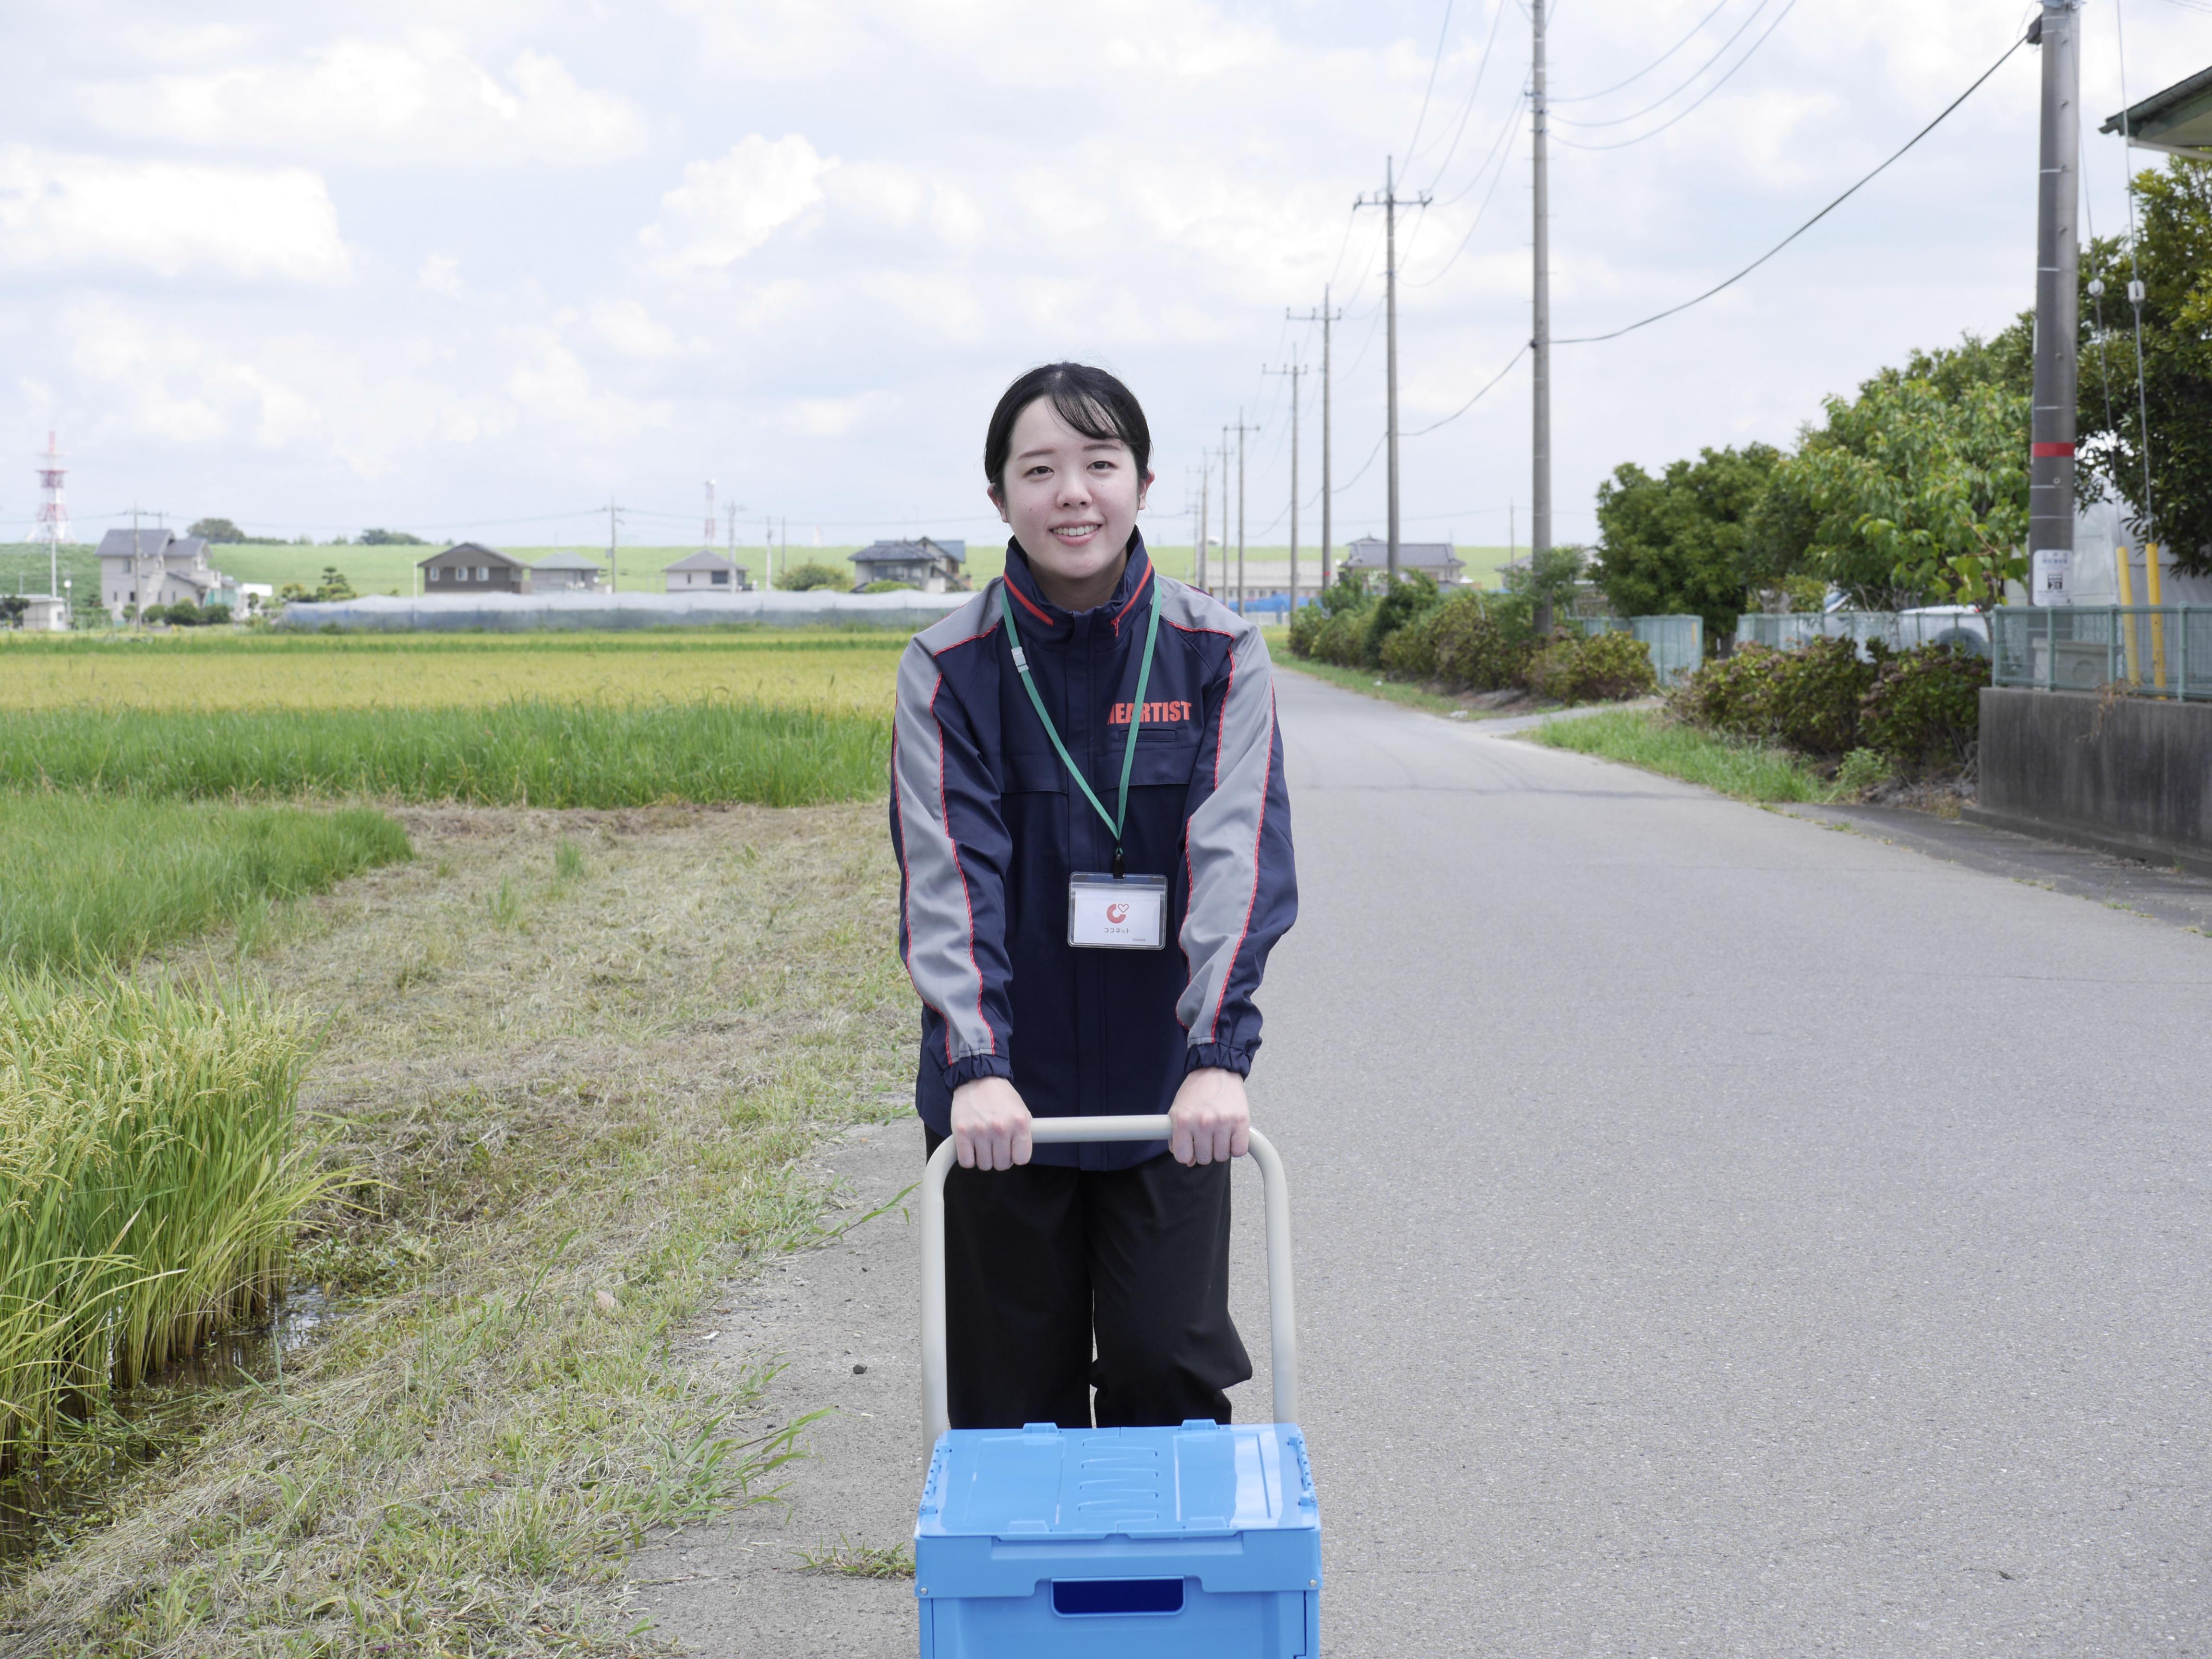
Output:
[276, 590, 969, 633]
[1969, 687, 2212, 875]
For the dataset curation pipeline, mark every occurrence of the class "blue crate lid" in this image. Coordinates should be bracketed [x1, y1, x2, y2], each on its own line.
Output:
[915, 1420, 1321, 1602]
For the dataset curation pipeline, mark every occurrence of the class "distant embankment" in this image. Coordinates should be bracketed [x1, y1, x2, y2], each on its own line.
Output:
[277, 592, 971, 633]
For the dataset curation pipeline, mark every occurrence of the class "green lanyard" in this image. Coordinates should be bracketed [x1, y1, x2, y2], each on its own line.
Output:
[999, 579, 1162, 879]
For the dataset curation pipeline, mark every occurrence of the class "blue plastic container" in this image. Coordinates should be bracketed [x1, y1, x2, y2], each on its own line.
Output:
[914, 1419, 1321, 1658]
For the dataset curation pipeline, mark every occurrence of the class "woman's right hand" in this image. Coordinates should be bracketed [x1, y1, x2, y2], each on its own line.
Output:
[949, 1077, 1033, 1171]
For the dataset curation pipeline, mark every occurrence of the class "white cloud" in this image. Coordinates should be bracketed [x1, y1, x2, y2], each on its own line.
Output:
[85, 34, 647, 166]
[587, 300, 683, 358]
[0, 147, 348, 282]
[640, 135, 835, 274]
[417, 253, 463, 293]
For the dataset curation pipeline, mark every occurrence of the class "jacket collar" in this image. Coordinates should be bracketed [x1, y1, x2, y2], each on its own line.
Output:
[1001, 531, 1155, 644]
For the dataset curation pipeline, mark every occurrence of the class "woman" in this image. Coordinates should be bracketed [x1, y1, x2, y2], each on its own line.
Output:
[890, 361, 1297, 1430]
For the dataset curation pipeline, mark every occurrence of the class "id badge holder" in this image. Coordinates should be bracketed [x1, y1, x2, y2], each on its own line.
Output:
[1068, 873, 1168, 950]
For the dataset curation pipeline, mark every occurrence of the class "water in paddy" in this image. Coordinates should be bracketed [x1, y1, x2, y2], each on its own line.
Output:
[0, 1287, 339, 1573]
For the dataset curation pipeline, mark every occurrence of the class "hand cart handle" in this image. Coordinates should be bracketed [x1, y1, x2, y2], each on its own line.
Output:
[921, 1114, 1298, 1457]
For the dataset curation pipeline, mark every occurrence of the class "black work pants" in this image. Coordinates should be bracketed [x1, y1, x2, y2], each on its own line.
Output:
[926, 1130, 1252, 1430]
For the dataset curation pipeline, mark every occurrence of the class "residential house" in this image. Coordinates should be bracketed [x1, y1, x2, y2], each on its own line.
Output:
[662, 549, 750, 592]
[418, 542, 530, 594]
[849, 536, 967, 593]
[96, 527, 238, 619]
[527, 550, 607, 593]
[1340, 536, 1465, 585]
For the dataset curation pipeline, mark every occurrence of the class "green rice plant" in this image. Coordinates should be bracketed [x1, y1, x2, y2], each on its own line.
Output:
[0, 794, 411, 974]
[0, 699, 890, 807]
[0, 972, 331, 1468]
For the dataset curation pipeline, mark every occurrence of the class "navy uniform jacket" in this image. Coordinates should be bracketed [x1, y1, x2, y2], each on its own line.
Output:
[888, 534, 1298, 1170]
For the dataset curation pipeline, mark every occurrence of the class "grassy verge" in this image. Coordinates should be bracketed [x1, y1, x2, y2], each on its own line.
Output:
[0, 976, 329, 1468]
[4, 803, 914, 1656]
[0, 796, 411, 973]
[1525, 709, 1839, 803]
[0, 702, 889, 808]
[1269, 652, 1491, 717]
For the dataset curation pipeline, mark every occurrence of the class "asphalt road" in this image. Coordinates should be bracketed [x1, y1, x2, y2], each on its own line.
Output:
[640, 667, 2212, 1656]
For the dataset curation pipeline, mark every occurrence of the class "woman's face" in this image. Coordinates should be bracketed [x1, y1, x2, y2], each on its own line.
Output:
[992, 397, 1151, 608]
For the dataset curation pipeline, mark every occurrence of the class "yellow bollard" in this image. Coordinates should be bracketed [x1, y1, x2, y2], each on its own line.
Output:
[2116, 543, 2141, 684]
[2144, 543, 2168, 692]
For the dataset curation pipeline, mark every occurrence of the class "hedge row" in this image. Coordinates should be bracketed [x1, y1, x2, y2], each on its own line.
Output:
[1671, 636, 1987, 769]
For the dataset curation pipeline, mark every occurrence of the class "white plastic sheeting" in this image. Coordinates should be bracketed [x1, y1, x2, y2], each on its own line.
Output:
[276, 590, 971, 633]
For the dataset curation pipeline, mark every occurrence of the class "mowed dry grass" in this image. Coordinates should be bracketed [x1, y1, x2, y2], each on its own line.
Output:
[0, 634, 907, 716]
[6, 802, 916, 1658]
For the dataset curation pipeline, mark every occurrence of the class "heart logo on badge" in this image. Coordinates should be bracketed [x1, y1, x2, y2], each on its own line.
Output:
[1106, 902, 1129, 924]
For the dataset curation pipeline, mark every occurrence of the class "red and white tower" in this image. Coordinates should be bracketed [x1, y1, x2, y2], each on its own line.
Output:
[32, 431, 70, 599]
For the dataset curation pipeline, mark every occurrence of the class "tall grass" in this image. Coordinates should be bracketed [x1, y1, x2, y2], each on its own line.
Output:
[0, 973, 328, 1468]
[0, 795, 411, 974]
[0, 701, 890, 807]
[1528, 709, 1840, 803]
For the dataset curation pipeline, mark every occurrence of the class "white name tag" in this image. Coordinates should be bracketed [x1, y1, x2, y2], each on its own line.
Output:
[1068, 873, 1167, 950]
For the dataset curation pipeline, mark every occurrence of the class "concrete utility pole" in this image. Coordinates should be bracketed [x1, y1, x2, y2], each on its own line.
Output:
[607, 498, 621, 593]
[2028, 0, 2080, 606]
[1264, 360, 1306, 617]
[1356, 160, 1431, 585]
[131, 501, 144, 624]
[1531, 0, 1554, 632]
[1228, 413, 1258, 616]
[1291, 289, 1344, 590]
[1191, 463, 1207, 589]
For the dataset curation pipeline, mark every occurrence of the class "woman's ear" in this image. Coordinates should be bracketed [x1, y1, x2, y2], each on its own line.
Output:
[1137, 470, 1154, 511]
[986, 484, 1007, 524]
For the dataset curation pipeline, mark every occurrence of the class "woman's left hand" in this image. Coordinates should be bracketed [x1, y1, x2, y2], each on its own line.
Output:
[1168, 1067, 1250, 1166]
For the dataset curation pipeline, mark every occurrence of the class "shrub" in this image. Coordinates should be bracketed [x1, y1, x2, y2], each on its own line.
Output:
[780, 561, 851, 592]
[1764, 634, 1874, 754]
[1431, 591, 1537, 691]
[1834, 746, 1891, 797]
[1309, 606, 1370, 667]
[857, 579, 915, 594]
[1860, 643, 1988, 769]
[1379, 605, 1440, 678]
[1359, 571, 1441, 667]
[1527, 628, 1658, 703]
[1672, 635, 1871, 753]
[1288, 573, 1369, 661]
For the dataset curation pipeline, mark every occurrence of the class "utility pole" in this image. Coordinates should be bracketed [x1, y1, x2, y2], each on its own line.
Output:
[1356, 161, 1430, 585]
[1190, 464, 1206, 589]
[2028, 0, 2080, 607]
[1530, 0, 1555, 632]
[1226, 414, 1258, 616]
[131, 501, 143, 624]
[1291, 290, 1343, 590]
[607, 498, 620, 593]
[1197, 448, 1212, 591]
[1264, 360, 1306, 617]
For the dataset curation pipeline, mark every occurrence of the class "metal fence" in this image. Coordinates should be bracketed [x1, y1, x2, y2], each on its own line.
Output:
[1562, 614, 1706, 687]
[1733, 609, 1992, 656]
[1990, 606, 2212, 701]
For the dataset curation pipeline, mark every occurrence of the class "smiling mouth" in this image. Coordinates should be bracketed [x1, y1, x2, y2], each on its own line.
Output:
[1049, 522, 1103, 543]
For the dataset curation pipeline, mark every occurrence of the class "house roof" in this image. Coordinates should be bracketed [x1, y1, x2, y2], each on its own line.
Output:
[851, 536, 967, 566]
[96, 528, 177, 560]
[2103, 63, 2212, 156]
[1340, 536, 1463, 570]
[529, 550, 605, 572]
[419, 541, 527, 568]
[663, 548, 741, 572]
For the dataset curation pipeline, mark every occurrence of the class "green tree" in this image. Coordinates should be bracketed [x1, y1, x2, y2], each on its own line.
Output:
[357, 528, 429, 546]
[1593, 445, 1780, 639]
[780, 561, 852, 591]
[2078, 157, 2212, 573]
[0, 596, 27, 629]
[313, 567, 357, 602]
[187, 517, 247, 543]
[1791, 359, 2029, 609]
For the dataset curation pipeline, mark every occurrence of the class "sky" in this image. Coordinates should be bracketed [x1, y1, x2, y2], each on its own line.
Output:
[3, 0, 2204, 555]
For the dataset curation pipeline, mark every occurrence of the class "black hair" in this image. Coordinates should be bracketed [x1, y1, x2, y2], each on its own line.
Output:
[983, 363, 1153, 498]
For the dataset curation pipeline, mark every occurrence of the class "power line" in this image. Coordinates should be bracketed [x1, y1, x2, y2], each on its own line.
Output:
[1554, 31, 2029, 345]
[1408, 94, 1527, 287]
[1419, 0, 1514, 193]
[1403, 343, 1530, 436]
[1403, 0, 1460, 170]
[1551, 0, 1779, 128]
[1550, 0, 1732, 102]
[1551, 0, 1801, 152]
